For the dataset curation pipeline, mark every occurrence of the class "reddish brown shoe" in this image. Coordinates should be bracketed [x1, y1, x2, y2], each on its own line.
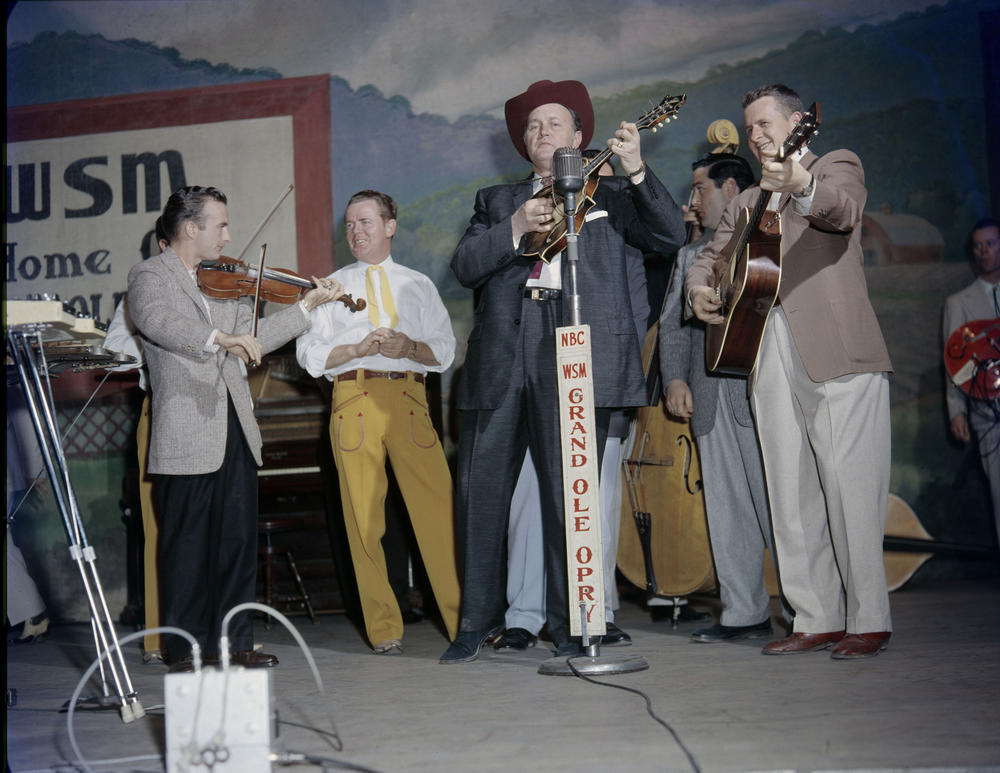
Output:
[762, 630, 845, 655]
[230, 650, 279, 668]
[830, 632, 891, 659]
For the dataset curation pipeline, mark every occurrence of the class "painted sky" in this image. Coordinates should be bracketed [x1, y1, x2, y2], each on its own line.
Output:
[7, 0, 944, 119]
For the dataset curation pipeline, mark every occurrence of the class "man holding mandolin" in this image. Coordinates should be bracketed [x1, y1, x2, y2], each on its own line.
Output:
[687, 84, 894, 659]
[442, 79, 685, 664]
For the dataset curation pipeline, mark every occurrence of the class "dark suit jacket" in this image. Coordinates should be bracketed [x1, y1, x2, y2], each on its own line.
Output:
[453, 168, 684, 410]
[685, 149, 892, 384]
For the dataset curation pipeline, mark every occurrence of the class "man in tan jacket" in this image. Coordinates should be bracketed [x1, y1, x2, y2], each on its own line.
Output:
[687, 84, 893, 659]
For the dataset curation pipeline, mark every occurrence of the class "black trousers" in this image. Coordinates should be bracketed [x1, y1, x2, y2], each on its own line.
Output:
[456, 297, 609, 646]
[155, 395, 258, 661]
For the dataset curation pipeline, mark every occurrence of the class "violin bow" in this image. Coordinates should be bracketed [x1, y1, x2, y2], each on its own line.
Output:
[251, 244, 267, 338]
[233, 183, 294, 263]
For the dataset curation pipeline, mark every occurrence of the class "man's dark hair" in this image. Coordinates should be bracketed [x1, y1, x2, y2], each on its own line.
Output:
[742, 83, 804, 117]
[161, 186, 227, 241]
[154, 216, 168, 246]
[347, 190, 397, 222]
[971, 217, 998, 235]
[692, 153, 755, 193]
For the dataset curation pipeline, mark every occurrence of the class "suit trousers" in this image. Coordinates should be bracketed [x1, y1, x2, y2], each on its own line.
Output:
[752, 308, 892, 634]
[696, 395, 774, 627]
[330, 373, 460, 645]
[135, 394, 162, 655]
[504, 438, 624, 634]
[155, 395, 258, 662]
[969, 406, 1000, 543]
[457, 297, 609, 645]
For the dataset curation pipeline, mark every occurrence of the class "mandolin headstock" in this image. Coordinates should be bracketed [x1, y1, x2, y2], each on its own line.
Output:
[637, 93, 687, 134]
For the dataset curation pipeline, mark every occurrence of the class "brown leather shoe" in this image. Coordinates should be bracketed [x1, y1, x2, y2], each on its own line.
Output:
[231, 649, 279, 668]
[762, 630, 846, 655]
[830, 632, 890, 659]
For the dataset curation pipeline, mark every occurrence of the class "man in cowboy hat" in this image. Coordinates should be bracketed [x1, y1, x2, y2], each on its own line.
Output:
[441, 79, 685, 664]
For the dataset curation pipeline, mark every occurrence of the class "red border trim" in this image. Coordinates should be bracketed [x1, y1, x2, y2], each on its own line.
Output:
[6, 76, 335, 277]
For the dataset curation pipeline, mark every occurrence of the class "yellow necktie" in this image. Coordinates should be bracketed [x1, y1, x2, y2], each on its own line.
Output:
[365, 265, 398, 328]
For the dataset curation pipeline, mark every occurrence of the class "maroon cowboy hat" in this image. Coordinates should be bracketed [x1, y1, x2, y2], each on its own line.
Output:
[504, 80, 594, 161]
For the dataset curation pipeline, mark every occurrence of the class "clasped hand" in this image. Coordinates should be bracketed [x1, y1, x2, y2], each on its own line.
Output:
[354, 328, 412, 359]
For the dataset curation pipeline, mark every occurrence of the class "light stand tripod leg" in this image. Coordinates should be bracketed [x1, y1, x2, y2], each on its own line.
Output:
[7, 331, 143, 722]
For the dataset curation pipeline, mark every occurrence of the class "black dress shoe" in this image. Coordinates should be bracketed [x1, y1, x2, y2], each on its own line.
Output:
[691, 619, 771, 643]
[494, 627, 538, 652]
[231, 650, 279, 668]
[168, 657, 196, 674]
[439, 625, 503, 664]
[601, 622, 632, 647]
[554, 640, 584, 657]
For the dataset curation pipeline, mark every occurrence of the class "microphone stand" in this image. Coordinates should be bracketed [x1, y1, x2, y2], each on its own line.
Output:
[539, 154, 648, 677]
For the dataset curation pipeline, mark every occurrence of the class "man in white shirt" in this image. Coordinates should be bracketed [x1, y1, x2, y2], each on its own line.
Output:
[296, 189, 460, 655]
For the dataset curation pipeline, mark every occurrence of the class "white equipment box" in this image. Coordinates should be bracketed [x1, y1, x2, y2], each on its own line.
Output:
[165, 667, 273, 772]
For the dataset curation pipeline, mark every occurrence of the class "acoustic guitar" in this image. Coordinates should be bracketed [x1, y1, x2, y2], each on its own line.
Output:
[522, 93, 687, 263]
[704, 102, 821, 376]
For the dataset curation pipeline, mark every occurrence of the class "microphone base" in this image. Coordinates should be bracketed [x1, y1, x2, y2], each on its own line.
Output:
[537, 650, 649, 676]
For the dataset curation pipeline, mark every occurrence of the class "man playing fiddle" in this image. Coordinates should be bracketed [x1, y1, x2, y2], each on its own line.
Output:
[686, 84, 894, 659]
[442, 80, 685, 664]
[127, 185, 344, 671]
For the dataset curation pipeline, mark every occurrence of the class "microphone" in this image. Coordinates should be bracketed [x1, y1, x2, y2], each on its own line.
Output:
[552, 147, 584, 195]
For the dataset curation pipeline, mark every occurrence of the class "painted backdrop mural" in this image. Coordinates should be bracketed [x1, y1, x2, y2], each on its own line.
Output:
[6, 0, 998, 618]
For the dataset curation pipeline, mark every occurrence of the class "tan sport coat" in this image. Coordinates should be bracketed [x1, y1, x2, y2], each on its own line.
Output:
[127, 249, 310, 475]
[686, 149, 892, 384]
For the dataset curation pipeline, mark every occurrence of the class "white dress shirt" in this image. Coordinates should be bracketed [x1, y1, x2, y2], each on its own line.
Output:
[296, 255, 455, 379]
[104, 297, 149, 391]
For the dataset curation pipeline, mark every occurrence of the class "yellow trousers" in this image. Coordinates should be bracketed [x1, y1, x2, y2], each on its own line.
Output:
[330, 373, 460, 645]
[136, 394, 162, 655]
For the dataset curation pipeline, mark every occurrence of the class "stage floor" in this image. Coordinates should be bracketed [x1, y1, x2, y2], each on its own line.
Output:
[6, 577, 1000, 773]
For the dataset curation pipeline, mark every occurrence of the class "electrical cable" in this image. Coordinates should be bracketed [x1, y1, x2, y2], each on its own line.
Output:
[273, 752, 386, 772]
[276, 718, 343, 752]
[66, 626, 199, 773]
[566, 656, 702, 773]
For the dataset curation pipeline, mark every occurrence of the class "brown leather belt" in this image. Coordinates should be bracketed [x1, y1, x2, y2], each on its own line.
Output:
[336, 369, 424, 384]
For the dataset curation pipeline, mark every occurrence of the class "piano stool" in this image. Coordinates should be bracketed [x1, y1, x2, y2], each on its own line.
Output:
[257, 517, 318, 628]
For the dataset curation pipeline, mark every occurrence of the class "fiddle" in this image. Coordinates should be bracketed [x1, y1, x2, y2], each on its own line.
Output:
[197, 256, 366, 313]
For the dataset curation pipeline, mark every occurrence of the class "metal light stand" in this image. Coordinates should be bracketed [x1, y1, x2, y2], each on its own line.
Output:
[538, 183, 648, 677]
[7, 328, 145, 722]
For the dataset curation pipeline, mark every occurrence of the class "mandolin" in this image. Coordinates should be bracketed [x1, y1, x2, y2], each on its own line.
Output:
[705, 102, 821, 376]
[522, 94, 686, 263]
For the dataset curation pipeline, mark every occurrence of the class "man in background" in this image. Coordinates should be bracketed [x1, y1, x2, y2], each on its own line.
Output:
[943, 217, 1000, 545]
[662, 152, 784, 643]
